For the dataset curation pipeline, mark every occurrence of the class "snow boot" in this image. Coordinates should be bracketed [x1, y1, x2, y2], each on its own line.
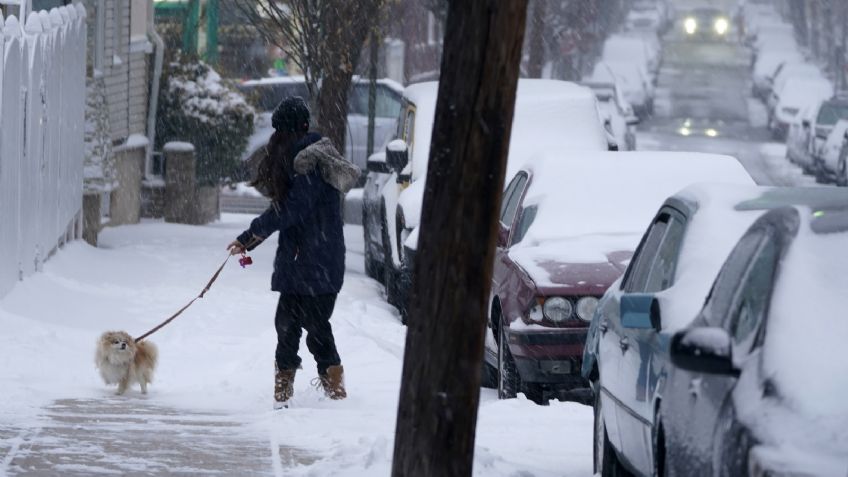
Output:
[274, 363, 296, 409]
[319, 365, 347, 400]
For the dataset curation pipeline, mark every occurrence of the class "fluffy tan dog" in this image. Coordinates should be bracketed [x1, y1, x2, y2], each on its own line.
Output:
[95, 331, 158, 395]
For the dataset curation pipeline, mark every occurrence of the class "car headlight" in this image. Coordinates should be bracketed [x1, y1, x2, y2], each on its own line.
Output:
[684, 17, 697, 35]
[543, 297, 573, 322]
[714, 18, 729, 35]
[576, 297, 599, 322]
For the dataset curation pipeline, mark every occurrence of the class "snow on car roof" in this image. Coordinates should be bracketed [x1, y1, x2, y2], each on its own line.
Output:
[403, 80, 608, 181]
[514, 152, 755, 247]
[655, 183, 771, 330]
[758, 205, 848, 461]
[505, 155, 754, 290]
[779, 77, 833, 108]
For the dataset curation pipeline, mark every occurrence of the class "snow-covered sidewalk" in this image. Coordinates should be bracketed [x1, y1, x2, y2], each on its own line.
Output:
[0, 215, 592, 476]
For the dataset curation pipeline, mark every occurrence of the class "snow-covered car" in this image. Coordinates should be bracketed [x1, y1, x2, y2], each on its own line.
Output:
[785, 100, 820, 172]
[581, 80, 639, 151]
[625, 6, 663, 34]
[766, 62, 826, 111]
[362, 80, 611, 317]
[601, 35, 658, 79]
[751, 50, 802, 100]
[589, 61, 654, 118]
[680, 7, 731, 41]
[666, 198, 848, 477]
[814, 119, 848, 185]
[485, 152, 753, 405]
[584, 184, 847, 476]
[237, 76, 403, 175]
[768, 77, 832, 140]
[741, 5, 782, 44]
[752, 22, 796, 53]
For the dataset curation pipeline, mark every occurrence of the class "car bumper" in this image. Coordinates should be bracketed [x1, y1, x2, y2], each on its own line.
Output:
[507, 327, 588, 383]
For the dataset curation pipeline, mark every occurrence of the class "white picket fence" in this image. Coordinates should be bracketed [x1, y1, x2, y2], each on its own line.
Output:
[0, 5, 87, 298]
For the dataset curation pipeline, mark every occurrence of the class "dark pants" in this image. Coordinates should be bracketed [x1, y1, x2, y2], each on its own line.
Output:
[275, 293, 341, 375]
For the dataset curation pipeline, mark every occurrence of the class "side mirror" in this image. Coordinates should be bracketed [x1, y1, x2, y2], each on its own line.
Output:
[802, 119, 810, 129]
[626, 115, 640, 126]
[386, 139, 409, 173]
[497, 223, 510, 248]
[366, 153, 390, 174]
[620, 294, 661, 331]
[608, 142, 620, 152]
[670, 327, 739, 376]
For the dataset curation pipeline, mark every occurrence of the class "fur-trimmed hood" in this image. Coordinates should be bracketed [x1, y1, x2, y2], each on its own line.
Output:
[293, 138, 361, 194]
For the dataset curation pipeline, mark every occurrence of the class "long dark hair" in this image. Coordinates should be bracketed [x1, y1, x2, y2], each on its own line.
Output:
[252, 130, 294, 202]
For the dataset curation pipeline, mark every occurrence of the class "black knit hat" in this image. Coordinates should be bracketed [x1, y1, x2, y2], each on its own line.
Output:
[272, 96, 310, 132]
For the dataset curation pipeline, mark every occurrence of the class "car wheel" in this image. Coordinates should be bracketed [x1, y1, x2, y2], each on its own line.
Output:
[838, 156, 848, 187]
[594, 386, 631, 476]
[497, 324, 520, 399]
[814, 162, 830, 184]
[480, 360, 498, 389]
[362, 208, 383, 281]
[652, 416, 668, 477]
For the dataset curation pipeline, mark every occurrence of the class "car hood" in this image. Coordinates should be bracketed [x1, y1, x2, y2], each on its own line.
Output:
[508, 234, 636, 295]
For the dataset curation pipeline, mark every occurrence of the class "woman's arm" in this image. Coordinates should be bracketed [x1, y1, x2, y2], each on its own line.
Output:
[231, 174, 321, 251]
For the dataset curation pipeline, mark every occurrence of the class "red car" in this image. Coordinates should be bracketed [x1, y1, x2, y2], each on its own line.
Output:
[483, 151, 754, 404]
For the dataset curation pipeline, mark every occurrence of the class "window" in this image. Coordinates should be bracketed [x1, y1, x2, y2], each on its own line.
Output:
[511, 205, 537, 246]
[349, 86, 402, 118]
[623, 215, 669, 292]
[642, 215, 685, 292]
[703, 230, 767, 327]
[403, 108, 416, 146]
[730, 237, 779, 347]
[500, 174, 528, 227]
[816, 103, 848, 126]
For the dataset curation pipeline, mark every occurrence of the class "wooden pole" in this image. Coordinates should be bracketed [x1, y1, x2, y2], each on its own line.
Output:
[391, 1, 529, 476]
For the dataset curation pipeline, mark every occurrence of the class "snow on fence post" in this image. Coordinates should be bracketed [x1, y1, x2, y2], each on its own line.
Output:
[0, 5, 86, 299]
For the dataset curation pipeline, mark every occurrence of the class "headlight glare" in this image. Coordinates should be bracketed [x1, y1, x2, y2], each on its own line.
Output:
[714, 18, 729, 35]
[684, 17, 697, 35]
[576, 297, 599, 322]
[543, 297, 572, 322]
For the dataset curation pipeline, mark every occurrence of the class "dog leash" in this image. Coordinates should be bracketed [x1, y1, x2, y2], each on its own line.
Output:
[134, 253, 246, 342]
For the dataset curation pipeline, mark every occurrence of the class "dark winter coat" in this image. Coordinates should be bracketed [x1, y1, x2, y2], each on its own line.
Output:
[237, 133, 359, 295]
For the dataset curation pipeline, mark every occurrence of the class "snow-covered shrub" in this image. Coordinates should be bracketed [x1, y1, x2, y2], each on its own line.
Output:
[156, 56, 254, 185]
[84, 76, 116, 193]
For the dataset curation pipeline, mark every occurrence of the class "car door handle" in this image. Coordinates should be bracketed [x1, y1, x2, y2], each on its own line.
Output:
[619, 337, 629, 352]
[689, 378, 702, 399]
[599, 320, 609, 335]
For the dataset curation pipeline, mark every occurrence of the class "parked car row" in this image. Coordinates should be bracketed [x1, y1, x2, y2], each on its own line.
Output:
[362, 80, 613, 322]
[743, 3, 835, 141]
[584, 185, 848, 475]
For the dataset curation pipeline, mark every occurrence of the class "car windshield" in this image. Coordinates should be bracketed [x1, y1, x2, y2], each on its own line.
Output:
[348, 85, 402, 118]
[816, 103, 848, 126]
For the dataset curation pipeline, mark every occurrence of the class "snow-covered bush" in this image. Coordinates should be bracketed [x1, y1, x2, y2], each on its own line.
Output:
[156, 57, 254, 185]
[84, 76, 116, 193]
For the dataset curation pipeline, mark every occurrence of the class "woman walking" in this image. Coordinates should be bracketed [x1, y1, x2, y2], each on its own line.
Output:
[228, 97, 359, 409]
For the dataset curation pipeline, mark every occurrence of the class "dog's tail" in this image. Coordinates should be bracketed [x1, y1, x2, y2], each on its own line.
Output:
[135, 340, 159, 382]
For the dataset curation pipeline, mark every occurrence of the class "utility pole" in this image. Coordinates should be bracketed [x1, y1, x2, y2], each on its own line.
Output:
[391, 1, 529, 476]
[367, 28, 379, 157]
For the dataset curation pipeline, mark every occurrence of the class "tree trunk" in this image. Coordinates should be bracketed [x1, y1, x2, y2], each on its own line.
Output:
[391, 1, 529, 476]
[527, 0, 546, 78]
[314, 1, 381, 152]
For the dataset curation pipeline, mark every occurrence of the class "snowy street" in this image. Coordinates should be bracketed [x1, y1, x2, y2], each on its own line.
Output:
[0, 216, 592, 476]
